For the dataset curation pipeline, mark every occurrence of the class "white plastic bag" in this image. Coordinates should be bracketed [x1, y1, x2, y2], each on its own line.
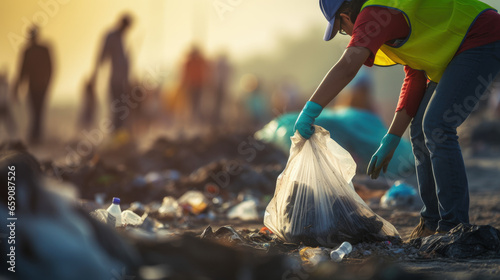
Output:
[264, 126, 399, 246]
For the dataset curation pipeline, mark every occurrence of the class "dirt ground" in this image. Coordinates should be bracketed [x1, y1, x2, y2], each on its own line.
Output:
[11, 127, 500, 279]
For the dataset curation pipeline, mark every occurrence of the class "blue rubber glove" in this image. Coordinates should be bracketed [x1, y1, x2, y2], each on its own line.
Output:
[294, 101, 323, 139]
[367, 133, 401, 179]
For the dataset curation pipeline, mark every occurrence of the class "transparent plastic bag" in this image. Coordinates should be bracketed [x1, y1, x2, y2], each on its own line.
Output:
[264, 126, 399, 246]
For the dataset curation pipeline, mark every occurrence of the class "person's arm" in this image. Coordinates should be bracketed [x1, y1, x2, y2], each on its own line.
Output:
[12, 49, 30, 101]
[309, 46, 371, 107]
[388, 66, 428, 136]
[367, 67, 427, 178]
[91, 35, 110, 81]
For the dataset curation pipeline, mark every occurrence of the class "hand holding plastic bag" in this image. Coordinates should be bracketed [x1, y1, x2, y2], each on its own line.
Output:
[264, 126, 399, 246]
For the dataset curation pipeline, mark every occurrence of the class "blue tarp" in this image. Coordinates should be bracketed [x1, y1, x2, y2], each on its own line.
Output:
[255, 107, 415, 179]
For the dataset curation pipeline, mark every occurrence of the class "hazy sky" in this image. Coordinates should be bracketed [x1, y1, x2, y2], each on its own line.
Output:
[1, 0, 499, 104]
[0, 0, 324, 103]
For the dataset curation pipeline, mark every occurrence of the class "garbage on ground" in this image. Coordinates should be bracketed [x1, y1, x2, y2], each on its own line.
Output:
[227, 200, 259, 221]
[5, 126, 500, 280]
[411, 223, 500, 258]
[300, 247, 329, 266]
[178, 190, 209, 215]
[380, 181, 421, 209]
[264, 126, 400, 247]
[106, 197, 122, 227]
[48, 133, 287, 204]
[255, 107, 415, 179]
[157, 196, 182, 219]
[0, 150, 139, 280]
[330, 241, 352, 262]
[200, 225, 273, 251]
[121, 210, 142, 226]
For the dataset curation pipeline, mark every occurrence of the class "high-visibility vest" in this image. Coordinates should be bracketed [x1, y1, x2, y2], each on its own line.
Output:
[361, 0, 495, 82]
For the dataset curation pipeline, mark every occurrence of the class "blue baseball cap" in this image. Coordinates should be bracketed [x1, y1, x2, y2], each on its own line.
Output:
[320, 0, 350, 41]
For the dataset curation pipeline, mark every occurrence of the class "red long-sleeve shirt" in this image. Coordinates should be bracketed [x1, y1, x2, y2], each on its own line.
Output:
[347, 7, 500, 117]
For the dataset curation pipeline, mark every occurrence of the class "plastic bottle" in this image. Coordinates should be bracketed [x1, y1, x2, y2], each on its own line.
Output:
[330, 242, 352, 262]
[106, 197, 122, 227]
[121, 210, 142, 226]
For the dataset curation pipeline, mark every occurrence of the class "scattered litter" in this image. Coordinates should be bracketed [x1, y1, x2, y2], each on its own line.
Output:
[330, 241, 352, 262]
[300, 247, 329, 266]
[380, 181, 421, 209]
[227, 200, 259, 221]
[412, 224, 500, 258]
[178, 191, 209, 215]
[157, 196, 182, 219]
[106, 197, 122, 227]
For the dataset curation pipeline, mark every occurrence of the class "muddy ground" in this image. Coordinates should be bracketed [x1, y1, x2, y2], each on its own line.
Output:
[6, 124, 500, 280]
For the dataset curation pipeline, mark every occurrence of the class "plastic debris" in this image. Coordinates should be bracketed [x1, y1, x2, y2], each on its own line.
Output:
[380, 181, 419, 209]
[227, 200, 259, 221]
[122, 210, 142, 226]
[158, 196, 182, 219]
[330, 242, 352, 262]
[300, 247, 329, 266]
[412, 224, 500, 258]
[106, 197, 122, 227]
[90, 209, 116, 226]
[178, 191, 209, 215]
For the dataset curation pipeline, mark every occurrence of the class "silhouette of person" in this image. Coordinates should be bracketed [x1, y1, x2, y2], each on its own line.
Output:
[13, 26, 53, 144]
[210, 53, 231, 125]
[181, 46, 208, 125]
[0, 71, 17, 137]
[78, 78, 97, 130]
[92, 14, 132, 131]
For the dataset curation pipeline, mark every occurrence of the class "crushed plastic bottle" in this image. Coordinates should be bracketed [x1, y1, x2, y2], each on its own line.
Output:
[158, 196, 182, 219]
[121, 210, 142, 226]
[90, 209, 115, 225]
[106, 197, 122, 227]
[178, 191, 209, 215]
[330, 242, 352, 262]
[300, 247, 328, 266]
[227, 200, 259, 221]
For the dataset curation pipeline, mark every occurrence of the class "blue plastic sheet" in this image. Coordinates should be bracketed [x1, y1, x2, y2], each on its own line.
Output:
[255, 108, 415, 179]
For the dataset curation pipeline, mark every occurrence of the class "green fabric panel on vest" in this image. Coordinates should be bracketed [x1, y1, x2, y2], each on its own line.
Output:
[361, 0, 495, 82]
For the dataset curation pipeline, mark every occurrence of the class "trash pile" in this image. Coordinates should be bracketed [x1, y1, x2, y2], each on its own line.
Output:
[411, 224, 500, 259]
[42, 133, 286, 204]
[380, 181, 422, 210]
[2, 139, 500, 280]
[264, 127, 400, 247]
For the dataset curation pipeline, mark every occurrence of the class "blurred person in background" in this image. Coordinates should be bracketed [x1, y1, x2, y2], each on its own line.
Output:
[13, 26, 53, 145]
[210, 53, 232, 127]
[294, 0, 500, 239]
[78, 77, 97, 130]
[332, 66, 376, 113]
[92, 14, 133, 131]
[0, 70, 17, 137]
[271, 77, 301, 116]
[181, 45, 209, 126]
[241, 74, 271, 129]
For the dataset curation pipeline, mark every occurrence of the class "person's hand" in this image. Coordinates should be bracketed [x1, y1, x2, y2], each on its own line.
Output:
[294, 101, 323, 139]
[367, 133, 401, 179]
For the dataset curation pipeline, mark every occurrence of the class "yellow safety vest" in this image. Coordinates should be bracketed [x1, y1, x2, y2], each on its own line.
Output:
[361, 0, 495, 82]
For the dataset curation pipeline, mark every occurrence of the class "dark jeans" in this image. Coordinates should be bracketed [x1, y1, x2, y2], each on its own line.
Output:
[410, 41, 500, 232]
